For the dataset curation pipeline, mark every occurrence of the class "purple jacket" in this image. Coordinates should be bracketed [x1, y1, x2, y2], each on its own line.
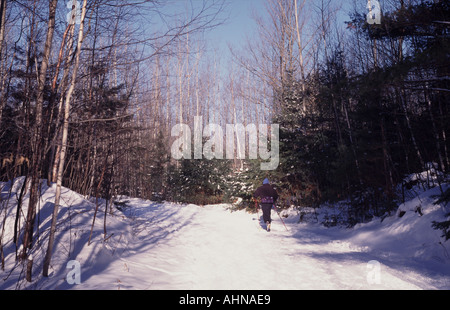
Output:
[253, 184, 279, 204]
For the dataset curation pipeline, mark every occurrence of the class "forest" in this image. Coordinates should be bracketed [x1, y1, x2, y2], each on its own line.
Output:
[0, 0, 448, 281]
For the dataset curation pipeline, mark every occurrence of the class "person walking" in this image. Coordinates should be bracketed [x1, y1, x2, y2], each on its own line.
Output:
[253, 178, 278, 231]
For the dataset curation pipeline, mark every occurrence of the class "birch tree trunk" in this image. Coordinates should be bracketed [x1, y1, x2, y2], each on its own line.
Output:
[294, 0, 307, 114]
[43, 0, 88, 277]
[50, 21, 76, 183]
[0, 0, 7, 126]
[22, 0, 58, 271]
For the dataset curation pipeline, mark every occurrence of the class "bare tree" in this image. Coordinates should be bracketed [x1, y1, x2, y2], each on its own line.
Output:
[43, 0, 88, 277]
[22, 0, 58, 278]
[0, 0, 7, 126]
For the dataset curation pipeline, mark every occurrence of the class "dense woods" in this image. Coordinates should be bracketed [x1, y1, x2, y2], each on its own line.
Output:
[0, 0, 448, 281]
[232, 0, 449, 221]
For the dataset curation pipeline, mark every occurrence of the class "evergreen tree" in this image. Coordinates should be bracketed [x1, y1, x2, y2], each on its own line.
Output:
[167, 142, 232, 205]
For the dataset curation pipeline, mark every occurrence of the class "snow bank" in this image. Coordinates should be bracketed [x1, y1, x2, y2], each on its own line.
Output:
[347, 184, 450, 266]
[0, 178, 132, 289]
[304, 181, 450, 289]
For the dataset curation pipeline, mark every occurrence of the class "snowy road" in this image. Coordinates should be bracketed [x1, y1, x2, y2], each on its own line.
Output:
[75, 201, 447, 290]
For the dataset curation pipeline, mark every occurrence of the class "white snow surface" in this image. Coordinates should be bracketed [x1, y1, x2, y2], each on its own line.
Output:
[1, 178, 449, 290]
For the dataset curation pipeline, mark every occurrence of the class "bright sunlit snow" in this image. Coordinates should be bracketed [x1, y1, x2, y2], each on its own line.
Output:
[0, 178, 449, 290]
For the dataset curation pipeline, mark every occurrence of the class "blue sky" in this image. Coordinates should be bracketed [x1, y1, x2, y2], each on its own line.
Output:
[150, 0, 265, 65]
[203, 0, 354, 60]
[211, 0, 262, 48]
[201, 0, 265, 62]
[154, 0, 356, 75]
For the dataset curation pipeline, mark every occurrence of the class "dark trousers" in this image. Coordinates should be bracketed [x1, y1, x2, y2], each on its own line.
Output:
[261, 204, 272, 223]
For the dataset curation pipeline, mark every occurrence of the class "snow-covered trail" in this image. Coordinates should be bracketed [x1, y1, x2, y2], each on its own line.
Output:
[2, 179, 448, 290]
[74, 200, 442, 290]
